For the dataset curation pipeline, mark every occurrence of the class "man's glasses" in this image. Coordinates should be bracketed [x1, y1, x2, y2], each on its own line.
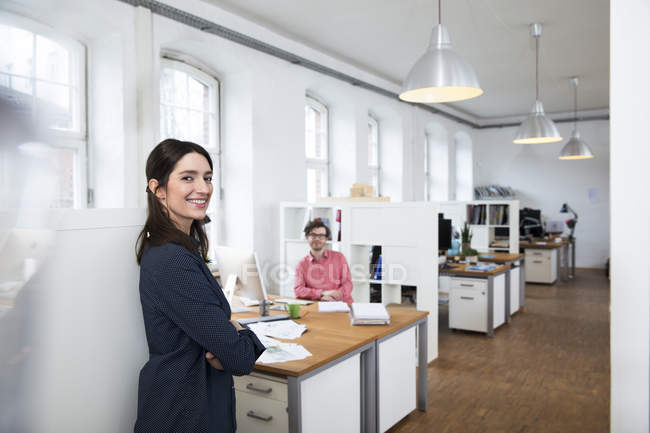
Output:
[307, 233, 328, 240]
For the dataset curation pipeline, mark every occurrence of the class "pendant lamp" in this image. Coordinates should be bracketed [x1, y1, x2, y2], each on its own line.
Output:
[399, 0, 482, 103]
[558, 77, 595, 160]
[513, 23, 562, 144]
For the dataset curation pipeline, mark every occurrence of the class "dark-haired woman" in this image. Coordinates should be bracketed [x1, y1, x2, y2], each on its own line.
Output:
[134, 139, 265, 433]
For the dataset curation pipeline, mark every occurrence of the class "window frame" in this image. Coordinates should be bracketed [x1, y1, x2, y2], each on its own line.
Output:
[305, 94, 330, 202]
[368, 113, 380, 197]
[0, 12, 88, 208]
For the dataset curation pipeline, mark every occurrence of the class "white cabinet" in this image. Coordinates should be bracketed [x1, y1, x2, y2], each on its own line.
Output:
[525, 249, 557, 283]
[509, 266, 520, 314]
[449, 278, 487, 332]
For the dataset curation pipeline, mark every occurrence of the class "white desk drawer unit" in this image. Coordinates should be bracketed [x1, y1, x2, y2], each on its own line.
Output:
[525, 249, 557, 284]
[449, 278, 487, 333]
[234, 372, 288, 433]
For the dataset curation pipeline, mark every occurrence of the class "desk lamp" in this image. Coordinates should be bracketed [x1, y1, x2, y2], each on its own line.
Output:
[560, 203, 577, 239]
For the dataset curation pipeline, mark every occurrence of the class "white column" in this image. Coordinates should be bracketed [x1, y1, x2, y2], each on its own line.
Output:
[610, 1, 650, 432]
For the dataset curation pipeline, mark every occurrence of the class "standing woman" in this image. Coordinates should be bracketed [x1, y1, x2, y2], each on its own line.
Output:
[134, 139, 264, 432]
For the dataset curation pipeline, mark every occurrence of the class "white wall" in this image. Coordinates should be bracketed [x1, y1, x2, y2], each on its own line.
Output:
[474, 120, 610, 269]
[610, 0, 650, 431]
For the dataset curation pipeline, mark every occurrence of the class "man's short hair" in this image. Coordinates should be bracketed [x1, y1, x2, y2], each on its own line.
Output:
[303, 219, 331, 239]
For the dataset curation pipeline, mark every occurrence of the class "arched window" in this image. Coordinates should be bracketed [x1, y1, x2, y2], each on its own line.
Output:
[455, 132, 473, 201]
[368, 114, 380, 196]
[160, 56, 220, 246]
[305, 94, 329, 202]
[0, 17, 86, 208]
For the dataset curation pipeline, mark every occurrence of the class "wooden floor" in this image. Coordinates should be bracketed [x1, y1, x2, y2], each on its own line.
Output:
[390, 269, 610, 433]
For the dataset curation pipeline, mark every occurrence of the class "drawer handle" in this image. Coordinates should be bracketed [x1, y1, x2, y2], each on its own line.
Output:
[533, 260, 543, 264]
[247, 410, 273, 422]
[246, 383, 273, 394]
[460, 283, 474, 287]
[460, 296, 474, 300]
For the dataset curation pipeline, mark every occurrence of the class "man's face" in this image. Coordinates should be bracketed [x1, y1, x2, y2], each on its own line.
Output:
[306, 226, 328, 252]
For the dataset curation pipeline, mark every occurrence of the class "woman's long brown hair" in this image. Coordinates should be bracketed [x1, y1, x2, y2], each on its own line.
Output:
[136, 139, 213, 265]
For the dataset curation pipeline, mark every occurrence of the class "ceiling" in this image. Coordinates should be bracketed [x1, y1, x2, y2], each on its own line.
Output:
[202, 0, 609, 120]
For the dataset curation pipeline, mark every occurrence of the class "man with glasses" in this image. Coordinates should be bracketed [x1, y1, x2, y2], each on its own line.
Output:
[294, 220, 353, 303]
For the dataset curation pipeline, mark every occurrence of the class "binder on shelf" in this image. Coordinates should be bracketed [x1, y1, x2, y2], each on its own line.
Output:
[349, 302, 390, 325]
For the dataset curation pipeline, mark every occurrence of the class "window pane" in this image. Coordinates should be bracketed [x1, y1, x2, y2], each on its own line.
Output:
[160, 68, 176, 105]
[0, 25, 33, 77]
[51, 147, 76, 208]
[188, 75, 208, 112]
[370, 171, 378, 197]
[10, 75, 33, 96]
[307, 167, 327, 203]
[36, 81, 71, 127]
[35, 35, 69, 84]
[305, 102, 327, 161]
[188, 110, 208, 146]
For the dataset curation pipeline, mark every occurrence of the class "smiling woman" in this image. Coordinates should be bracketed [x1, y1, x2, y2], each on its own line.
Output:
[134, 139, 265, 433]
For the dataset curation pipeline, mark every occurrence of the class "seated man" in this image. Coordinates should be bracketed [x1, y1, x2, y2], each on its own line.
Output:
[294, 220, 353, 303]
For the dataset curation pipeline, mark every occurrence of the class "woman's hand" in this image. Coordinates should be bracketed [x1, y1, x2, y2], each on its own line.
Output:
[205, 352, 224, 370]
[230, 319, 244, 332]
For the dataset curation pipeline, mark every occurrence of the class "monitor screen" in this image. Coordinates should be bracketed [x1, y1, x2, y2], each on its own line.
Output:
[438, 218, 452, 250]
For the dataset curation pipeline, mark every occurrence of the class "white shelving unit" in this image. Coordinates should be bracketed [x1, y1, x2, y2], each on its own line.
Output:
[280, 201, 439, 362]
[439, 200, 520, 254]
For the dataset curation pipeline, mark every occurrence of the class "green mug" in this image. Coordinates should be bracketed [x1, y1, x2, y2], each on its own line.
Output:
[284, 303, 301, 319]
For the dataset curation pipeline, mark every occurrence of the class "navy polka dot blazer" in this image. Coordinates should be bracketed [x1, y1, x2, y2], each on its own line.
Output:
[134, 242, 265, 433]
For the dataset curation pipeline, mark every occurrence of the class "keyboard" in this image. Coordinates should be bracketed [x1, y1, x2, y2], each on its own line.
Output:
[237, 314, 290, 325]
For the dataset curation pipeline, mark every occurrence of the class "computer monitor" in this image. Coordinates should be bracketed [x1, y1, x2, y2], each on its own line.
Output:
[213, 246, 268, 305]
[519, 208, 543, 237]
[438, 216, 452, 251]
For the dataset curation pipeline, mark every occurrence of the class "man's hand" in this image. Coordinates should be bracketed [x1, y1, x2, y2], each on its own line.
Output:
[205, 352, 224, 370]
[321, 294, 335, 301]
[230, 319, 244, 332]
[321, 290, 342, 301]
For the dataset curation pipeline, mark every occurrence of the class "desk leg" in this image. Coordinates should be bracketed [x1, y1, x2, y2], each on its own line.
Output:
[288, 376, 301, 433]
[504, 269, 511, 323]
[417, 319, 428, 411]
[563, 244, 569, 281]
[487, 275, 494, 337]
[361, 343, 377, 433]
[569, 238, 576, 278]
[519, 260, 526, 309]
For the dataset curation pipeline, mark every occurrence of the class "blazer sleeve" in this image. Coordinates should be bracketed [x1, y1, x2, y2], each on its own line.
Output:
[145, 247, 265, 376]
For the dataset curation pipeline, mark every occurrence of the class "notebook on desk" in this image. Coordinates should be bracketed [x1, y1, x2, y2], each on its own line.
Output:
[350, 302, 390, 325]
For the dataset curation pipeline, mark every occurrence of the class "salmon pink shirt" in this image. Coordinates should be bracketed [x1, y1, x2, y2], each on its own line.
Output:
[294, 249, 354, 304]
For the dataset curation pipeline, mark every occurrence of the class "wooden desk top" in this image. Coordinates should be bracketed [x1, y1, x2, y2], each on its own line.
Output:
[519, 238, 568, 249]
[232, 301, 428, 377]
[478, 252, 524, 263]
[439, 262, 510, 277]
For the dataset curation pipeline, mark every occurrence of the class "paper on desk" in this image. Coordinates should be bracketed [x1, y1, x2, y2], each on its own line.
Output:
[318, 301, 350, 312]
[275, 298, 313, 305]
[254, 334, 312, 364]
[247, 320, 307, 340]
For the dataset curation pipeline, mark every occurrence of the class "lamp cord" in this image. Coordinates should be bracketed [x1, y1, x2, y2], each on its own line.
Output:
[438, 0, 442, 25]
[535, 36, 539, 101]
[574, 81, 578, 130]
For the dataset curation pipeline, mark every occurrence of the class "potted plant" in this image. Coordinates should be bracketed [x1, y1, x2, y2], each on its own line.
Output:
[460, 247, 480, 264]
[460, 222, 473, 251]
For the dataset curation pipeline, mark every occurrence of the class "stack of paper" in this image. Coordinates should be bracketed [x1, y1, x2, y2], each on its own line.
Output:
[247, 320, 307, 340]
[350, 302, 390, 325]
[255, 335, 312, 364]
[318, 301, 350, 312]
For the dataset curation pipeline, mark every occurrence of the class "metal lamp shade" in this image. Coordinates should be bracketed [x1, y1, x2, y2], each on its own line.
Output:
[399, 25, 483, 103]
[513, 100, 562, 144]
[558, 130, 594, 160]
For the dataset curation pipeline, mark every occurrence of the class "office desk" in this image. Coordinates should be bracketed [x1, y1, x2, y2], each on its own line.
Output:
[232, 303, 428, 433]
[440, 263, 510, 337]
[479, 253, 525, 316]
[520, 239, 569, 283]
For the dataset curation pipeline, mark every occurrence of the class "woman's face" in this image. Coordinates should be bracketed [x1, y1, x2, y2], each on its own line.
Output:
[156, 152, 213, 234]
